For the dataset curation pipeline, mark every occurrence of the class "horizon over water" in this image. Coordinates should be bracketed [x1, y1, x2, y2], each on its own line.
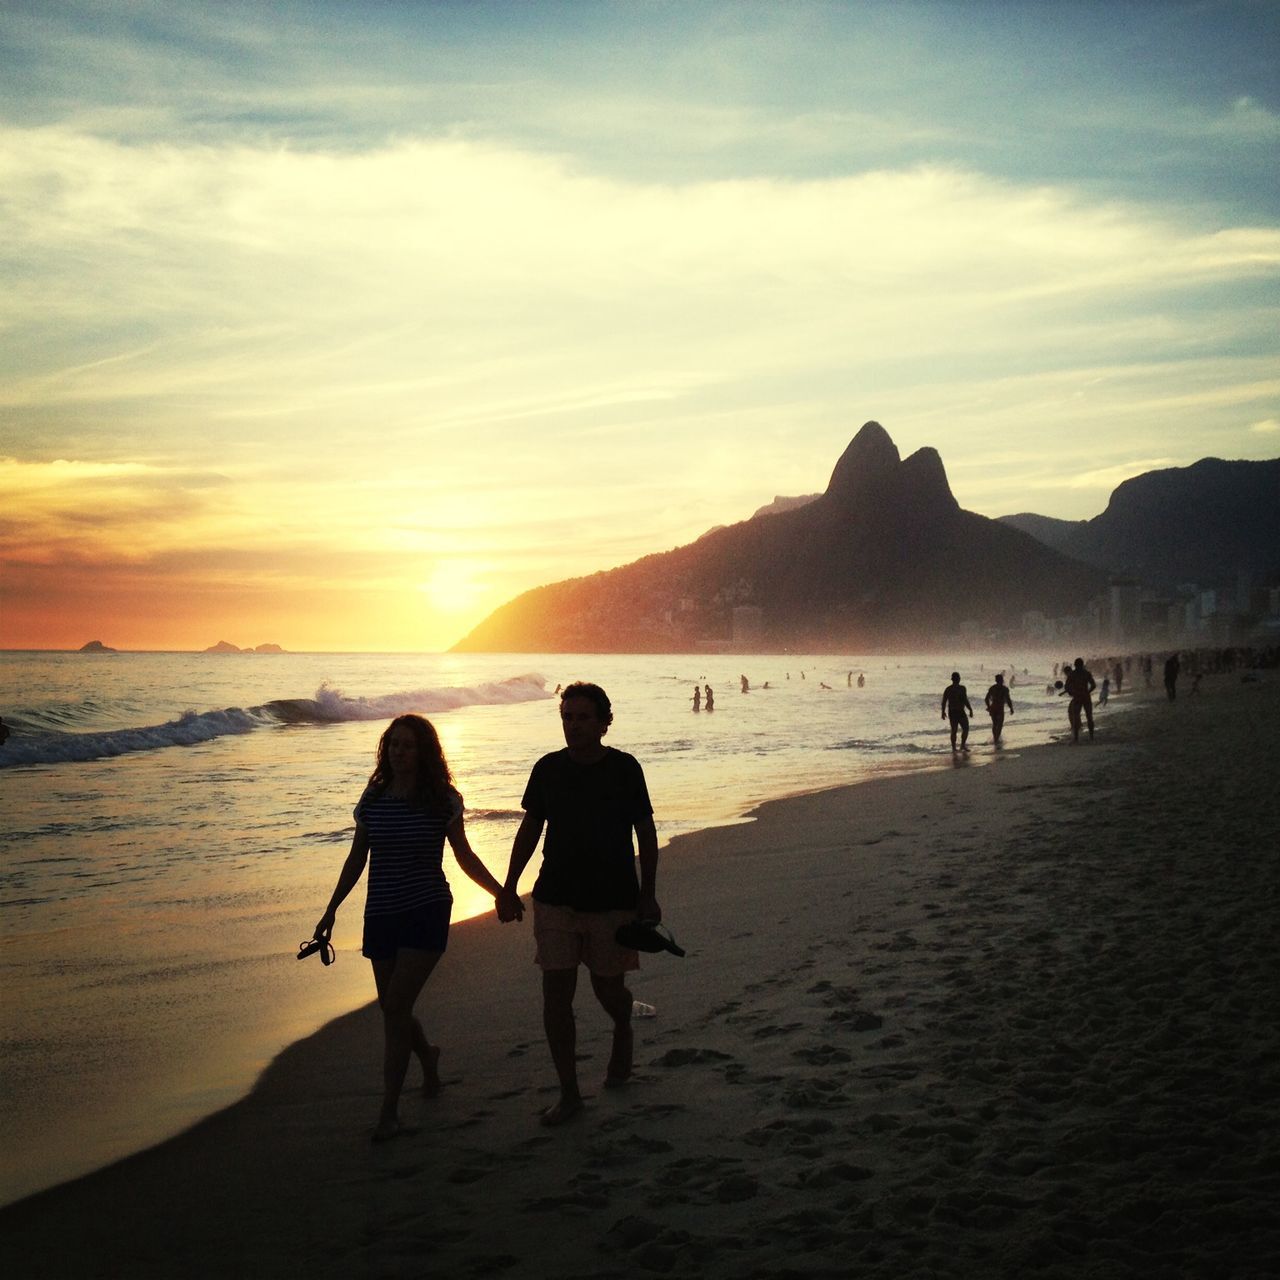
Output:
[0, 649, 1121, 1204]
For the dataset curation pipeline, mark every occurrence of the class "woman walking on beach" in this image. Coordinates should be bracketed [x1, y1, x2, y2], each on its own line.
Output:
[312, 714, 516, 1142]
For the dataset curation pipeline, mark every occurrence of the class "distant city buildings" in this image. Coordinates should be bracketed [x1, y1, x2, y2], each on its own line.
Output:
[1009, 568, 1280, 650]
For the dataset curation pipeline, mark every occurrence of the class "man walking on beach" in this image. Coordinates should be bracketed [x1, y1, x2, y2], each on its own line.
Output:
[498, 682, 660, 1127]
[941, 672, 974, 751]
[1062, 657, 1096, 743]
[984, 673, 1014, 745]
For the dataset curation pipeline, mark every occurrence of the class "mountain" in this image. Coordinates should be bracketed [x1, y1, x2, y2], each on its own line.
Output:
[750, 493, 820, 520]
[78, 640, 117, 653]
[452, 422, 1107, 653]
[1000, 457, 1280, 590]
[204, 640, 242, 653]
[998, 513, 1084, 556]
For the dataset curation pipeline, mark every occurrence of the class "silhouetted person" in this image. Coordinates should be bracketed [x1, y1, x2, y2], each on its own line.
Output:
[1112, 662, 1123, 695]
[691, 685, 701, 712]
[499, 683, 659, 1126]
[1164, 653, 1180, 700]
[941, 672, 974, 751]
[704, 684, 714, 712]
[857, 672, 865, 688]
[1063, 657, 1096, 742]
[984, 674, 1014, 744]
[740, 674, 749, 693]
[313, 715, 513, 1143]
[1098, 676, 1110, 706]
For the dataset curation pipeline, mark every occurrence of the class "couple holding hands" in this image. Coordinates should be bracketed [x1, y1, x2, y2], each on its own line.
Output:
[310, 681, 661, 1142]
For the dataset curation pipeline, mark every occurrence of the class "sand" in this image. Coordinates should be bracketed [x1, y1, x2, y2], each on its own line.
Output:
[3, 675, 1278, 1279]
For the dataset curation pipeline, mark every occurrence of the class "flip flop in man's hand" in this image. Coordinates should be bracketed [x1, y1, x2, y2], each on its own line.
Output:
[615, 919, 686, 957]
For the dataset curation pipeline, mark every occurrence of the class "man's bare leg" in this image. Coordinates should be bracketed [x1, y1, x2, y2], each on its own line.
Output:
[541, 967, 583, 1124]
[592, 971, 634, 1085]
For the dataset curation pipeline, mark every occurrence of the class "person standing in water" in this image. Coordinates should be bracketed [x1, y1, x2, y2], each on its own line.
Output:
[704, 684, 715, 712]
[984, 673, 1014, 744]
[692, 685, 701, 712]
[941, 672, 974, 751]
[498, 682, 660, 1127]
[312, 714, 515, 1143]
[1062, 657, 1097, 742]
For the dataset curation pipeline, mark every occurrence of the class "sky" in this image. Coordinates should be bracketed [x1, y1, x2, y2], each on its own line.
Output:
[1, 0, 1277, 652]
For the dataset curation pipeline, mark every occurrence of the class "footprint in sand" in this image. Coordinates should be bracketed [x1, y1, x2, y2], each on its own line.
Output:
[653, 1047, 734, 1068]
[793, 1044, 853, 1065]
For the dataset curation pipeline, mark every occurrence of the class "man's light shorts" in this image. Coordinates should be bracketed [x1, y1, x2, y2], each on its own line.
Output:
[533, 901, 639, 976]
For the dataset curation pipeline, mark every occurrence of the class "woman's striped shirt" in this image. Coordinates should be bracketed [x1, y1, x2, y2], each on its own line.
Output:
[355, 786, 462, 917]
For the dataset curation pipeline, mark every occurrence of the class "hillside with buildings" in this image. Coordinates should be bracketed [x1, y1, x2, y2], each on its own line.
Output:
[452, 423, 1110, 653]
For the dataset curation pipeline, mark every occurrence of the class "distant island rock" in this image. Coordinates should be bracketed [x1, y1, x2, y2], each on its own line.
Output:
[202, 641, 287, 653]
[78, 640, 117, 653]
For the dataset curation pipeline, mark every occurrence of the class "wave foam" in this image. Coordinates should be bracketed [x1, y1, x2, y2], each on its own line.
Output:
[0, 675, 550, 769]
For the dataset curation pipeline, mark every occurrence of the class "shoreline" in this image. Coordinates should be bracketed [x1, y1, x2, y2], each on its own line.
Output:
[3, 676, 1277, 1277]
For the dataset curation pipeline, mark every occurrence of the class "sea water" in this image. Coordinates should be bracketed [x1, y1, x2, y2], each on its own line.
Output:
[0, 648, 1098, 1203]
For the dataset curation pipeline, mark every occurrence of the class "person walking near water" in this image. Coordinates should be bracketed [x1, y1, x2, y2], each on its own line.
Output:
[941, 672, 974, 751]
[984, 673, 1014, 745]
[1062, 657, 1096, 743]
[1164, 652, 1181, 700]
[311, 714, 515, 1144]
[498, 682, 660, 1127]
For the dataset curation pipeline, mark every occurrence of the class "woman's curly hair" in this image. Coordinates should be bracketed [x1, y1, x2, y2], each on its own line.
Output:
[368, 714, 454, 811]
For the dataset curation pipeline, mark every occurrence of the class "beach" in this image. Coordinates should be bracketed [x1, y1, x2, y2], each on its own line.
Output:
[3, 675, 1277, 1279]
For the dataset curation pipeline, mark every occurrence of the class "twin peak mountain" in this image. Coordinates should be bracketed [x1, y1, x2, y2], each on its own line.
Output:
[453, 422, 1105, 653]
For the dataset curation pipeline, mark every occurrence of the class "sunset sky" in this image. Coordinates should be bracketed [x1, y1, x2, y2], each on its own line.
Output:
[2, 0, 1277, 652]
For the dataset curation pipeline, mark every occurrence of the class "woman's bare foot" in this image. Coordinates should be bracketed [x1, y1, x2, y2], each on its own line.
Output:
[422, 1044, 441, 1098]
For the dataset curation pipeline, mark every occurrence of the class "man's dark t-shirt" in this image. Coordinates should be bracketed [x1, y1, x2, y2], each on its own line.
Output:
[522, 747, 653, 912]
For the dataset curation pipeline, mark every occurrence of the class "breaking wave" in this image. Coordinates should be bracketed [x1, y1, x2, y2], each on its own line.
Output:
[0, 674, 550, 769]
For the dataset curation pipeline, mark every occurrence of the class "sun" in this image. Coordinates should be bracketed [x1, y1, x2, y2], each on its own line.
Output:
[418, 562, 491, 617]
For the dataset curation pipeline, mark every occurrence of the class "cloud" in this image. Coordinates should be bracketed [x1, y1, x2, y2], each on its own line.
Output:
[1250, 417, 1279, 434]
[2, 118, 1278, 644]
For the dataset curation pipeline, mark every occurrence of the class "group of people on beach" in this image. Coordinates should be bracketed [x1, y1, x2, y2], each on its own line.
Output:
[311, 682, 660, 1142]
[940, 671, 1016, 750]
[942, 658, 1098, 749]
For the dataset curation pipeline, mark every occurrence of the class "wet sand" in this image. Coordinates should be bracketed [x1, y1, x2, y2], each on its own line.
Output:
[3, 675, 1278, 1279]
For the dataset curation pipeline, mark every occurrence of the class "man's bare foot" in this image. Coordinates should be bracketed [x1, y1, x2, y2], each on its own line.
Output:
[371, 1117, 416, 1144]
[422, 1044, 441, 1098]
[540, 1095, 584, 1127]
[605, 1023, 633, 1086]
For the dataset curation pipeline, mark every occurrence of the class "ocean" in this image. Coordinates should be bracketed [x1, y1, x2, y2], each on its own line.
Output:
[0, 648, 1097, 1204]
